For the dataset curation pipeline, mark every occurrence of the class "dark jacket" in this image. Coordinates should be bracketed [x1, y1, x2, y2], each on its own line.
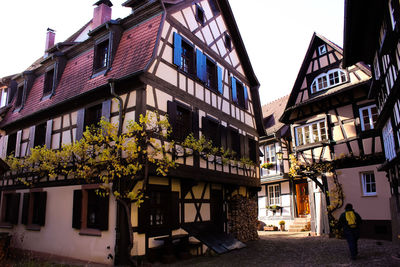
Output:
[339, 209, 362, 233]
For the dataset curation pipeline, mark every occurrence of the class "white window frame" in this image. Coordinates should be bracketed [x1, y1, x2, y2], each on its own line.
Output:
[295, 120, 328, 146]
[265, 143, 276, 164]
[361, 172, 377, 196]
[359, 104, 378, 131]
[394, 100, 400, 146]
[268, 184, 281, 206]
[0, 87, 7, 108]
[310, 69, 347, 93]
[318, 44, 327, 56]
[389, 0, 396, 31]
[383, 119, 396, 161]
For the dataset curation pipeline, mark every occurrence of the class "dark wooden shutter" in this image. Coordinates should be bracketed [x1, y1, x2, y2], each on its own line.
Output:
[170, 192, 180, 230]
[45, 120, 53, 148]
[38, 192, 47, 226]
[137, 196, 149, 233]
[244, 86, 249, 110]
[101, 99, 111, 122]
[202, 116, 209, 137]
[21, 193, 30, 225]
[220, 125, 227, 150]
[15, 130, 22, 157]
[192, 109, 199, 138]
[72, 190, 82, 229]
[231, 77, 237, 103]
[10, 193, 20, 225]
[167, 101, 177, 137]
[173, 32, 182, 67]
[28, 126, 35, 153]
[217, 66, 223, 95]
[76, 108, 85, 141]
[97, 195, 109, 231]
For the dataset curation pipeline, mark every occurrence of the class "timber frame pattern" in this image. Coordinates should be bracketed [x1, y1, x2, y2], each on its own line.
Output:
[0, 0, 264, 265]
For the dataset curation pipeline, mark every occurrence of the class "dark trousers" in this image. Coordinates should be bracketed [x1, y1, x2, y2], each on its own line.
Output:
[344, 230, 359, 259]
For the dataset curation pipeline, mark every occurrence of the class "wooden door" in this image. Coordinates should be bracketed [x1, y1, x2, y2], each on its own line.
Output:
[296, 183, 310, 215]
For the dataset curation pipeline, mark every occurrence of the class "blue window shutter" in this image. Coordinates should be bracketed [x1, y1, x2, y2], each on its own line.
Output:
[217, 66, 223, 94]
[244, 85, 249, 109]
[202, 53, 207, 82]
[196, 49, 203, 80]
[231, 76, 237, 103]
[173, 32, 182, 67]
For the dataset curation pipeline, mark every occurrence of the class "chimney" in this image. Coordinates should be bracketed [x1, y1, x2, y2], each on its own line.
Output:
[93, 0, 113, 29]
[45, 28, 55, 56]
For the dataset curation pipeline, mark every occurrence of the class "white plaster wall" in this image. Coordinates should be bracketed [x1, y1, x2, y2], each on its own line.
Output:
[4, 185, 116, 265]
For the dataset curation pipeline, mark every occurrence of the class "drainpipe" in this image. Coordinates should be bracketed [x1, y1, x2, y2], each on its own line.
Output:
[108, 78, 125, 265]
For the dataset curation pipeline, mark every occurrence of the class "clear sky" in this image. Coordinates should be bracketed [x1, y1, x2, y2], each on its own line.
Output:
[0, 0, 344, 106]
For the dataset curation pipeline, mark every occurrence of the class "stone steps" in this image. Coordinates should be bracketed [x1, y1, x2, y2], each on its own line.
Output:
[287, 216, 311, 232]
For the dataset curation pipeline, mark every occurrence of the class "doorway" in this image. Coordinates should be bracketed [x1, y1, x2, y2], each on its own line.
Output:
[296, 183, 310, 216]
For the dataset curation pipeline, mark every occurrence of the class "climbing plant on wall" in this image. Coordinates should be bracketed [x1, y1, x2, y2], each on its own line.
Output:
[288, 154, 344, 237]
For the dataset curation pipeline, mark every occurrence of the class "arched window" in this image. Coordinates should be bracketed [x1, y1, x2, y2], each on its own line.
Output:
[311, 69, 347, 93]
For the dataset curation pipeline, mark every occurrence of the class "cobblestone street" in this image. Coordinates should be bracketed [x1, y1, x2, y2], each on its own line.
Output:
[161, 231, 400, 267]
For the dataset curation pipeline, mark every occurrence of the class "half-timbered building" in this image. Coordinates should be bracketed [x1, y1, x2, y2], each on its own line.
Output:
[0, 0, 263, 265]
[280, 33, 391, 239]
[343, 0, 400, 243]
[258, 96, 296, 228]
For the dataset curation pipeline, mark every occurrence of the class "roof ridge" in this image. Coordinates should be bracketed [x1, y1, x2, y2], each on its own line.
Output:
[261, 94, 289, 107]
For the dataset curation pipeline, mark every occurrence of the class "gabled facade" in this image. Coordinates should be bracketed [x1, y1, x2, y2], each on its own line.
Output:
[257, 96, 295, 227]
[343, 0, 400, 243]
[281, 33, 391, 239]
[0, 0, 263, 265]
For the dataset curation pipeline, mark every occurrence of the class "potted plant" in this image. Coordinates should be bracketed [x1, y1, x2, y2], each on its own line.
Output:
[279, 220, 285, 231]
[261, 162, 275, 169]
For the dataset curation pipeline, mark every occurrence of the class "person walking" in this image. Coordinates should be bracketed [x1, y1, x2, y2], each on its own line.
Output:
[339, 203, 362, 260]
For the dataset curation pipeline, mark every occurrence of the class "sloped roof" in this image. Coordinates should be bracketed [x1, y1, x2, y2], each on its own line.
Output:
[0, 13, 162, 127]
[261, 95, 289, 136]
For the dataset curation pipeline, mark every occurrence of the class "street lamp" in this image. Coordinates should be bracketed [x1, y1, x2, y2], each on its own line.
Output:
[276, 151, 284, 161]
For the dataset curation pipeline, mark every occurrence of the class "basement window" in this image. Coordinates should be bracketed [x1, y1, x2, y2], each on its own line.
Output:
[22, 191, 47, 230]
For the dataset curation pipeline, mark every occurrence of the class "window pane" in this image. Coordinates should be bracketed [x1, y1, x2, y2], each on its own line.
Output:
[329, 71, 340, 85]
[319, 121, 327, 140]
[304, 126, 311, 144]
[296, 128, 303, 146]
[312, 123, 319, 142]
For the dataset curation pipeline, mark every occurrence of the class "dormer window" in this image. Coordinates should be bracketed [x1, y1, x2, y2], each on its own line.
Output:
[224, 34, 232, 51]
[43, 68, 55, 98]
[311, 69, 347, 93]
[15, 84, 24, 108]
[93, 39, 109, 72]
[0, 87, 8, 107]
[195, 4, 205, 25]
[318, 44, 327, 56]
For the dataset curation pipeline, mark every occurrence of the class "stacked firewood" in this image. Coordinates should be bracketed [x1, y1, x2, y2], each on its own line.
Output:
[227, 195, 258, 242]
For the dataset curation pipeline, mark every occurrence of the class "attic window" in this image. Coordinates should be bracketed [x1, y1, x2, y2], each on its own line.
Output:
[15, 84, 24, 108]
[311, 69, 347, 93]
[318, 45, 327, 56]
[43, 68, 55, 98]
[0, 87, 8, 108]
[224, 34, 232, 51]
[195, 4, 205, 25]
[93, 39, 109, 72]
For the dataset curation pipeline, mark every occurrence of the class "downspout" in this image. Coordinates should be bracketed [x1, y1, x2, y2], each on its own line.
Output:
[108, 78, 127, 265]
